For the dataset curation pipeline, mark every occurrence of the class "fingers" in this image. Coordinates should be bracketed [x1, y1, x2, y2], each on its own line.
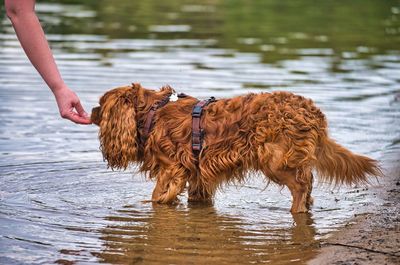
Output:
[62, 111, 92, 124]
[69, 112, 92, 124]
[61, 103, 92, 125]
[53, 86, 92, 124]
[75, 100, 88, 118]
[72, 101, 92, 124]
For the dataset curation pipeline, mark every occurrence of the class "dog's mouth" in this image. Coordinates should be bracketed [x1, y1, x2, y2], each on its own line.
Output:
[91, 106, 101, 126]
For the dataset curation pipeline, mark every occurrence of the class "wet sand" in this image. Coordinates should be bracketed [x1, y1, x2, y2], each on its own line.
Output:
[309, 152, 400, 265]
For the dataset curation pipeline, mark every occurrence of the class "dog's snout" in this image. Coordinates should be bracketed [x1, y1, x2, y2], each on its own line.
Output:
[91, 106, 101, 126]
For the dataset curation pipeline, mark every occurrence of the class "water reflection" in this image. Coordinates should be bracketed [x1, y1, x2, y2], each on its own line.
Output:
[91, 204, 318, 264]
[3, 0, 398, 64]
[1, 0, 400, 264]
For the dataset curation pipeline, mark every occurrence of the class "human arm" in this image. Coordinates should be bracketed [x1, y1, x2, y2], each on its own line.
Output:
[5, 0, 91, 124]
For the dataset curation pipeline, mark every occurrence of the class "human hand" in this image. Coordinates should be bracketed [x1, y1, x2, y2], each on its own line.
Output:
[53, 85, 92, 124]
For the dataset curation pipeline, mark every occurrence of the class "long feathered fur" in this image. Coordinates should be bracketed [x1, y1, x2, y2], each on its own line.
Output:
[91, 84, 382, 213]
[315, 137, 382, 185]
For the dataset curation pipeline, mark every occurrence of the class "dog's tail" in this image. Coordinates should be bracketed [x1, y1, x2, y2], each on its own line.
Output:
[315, 136, 382, 185]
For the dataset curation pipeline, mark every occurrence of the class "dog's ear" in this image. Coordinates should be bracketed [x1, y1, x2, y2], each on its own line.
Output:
[98, 86, 138, 169]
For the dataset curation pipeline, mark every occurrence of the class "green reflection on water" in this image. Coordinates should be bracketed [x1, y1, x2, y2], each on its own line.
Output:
[1, 0, 399, 63]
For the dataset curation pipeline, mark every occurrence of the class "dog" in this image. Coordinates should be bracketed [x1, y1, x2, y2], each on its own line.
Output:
[91, 83, 381, 213]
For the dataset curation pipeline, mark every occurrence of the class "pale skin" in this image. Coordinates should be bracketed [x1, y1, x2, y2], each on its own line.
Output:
[5, 0, 91, 124]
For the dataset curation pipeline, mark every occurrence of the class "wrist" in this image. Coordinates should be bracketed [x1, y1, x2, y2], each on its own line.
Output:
[50, 82, 68, 95]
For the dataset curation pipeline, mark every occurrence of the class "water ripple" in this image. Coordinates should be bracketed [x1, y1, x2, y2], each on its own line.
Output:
[1, 1, 400, 264]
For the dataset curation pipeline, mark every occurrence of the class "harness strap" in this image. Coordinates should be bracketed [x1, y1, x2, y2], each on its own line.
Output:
[192, 97, 216, 157]
[141, 94, 171, 144]
[140, 93, 188, 144]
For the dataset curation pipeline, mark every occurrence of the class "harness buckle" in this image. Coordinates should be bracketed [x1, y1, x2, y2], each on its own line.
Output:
[192, 105, 203, 117]
[192, 143, 201, 151]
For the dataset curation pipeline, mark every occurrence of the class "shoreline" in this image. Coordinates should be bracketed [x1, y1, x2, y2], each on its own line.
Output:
[308, 151, 400, 265]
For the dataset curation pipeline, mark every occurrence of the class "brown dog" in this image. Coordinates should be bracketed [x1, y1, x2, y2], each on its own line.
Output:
[91, 83, 381, 213]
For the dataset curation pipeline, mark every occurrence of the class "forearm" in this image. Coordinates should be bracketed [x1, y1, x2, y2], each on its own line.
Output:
[5, 0, 65, 93]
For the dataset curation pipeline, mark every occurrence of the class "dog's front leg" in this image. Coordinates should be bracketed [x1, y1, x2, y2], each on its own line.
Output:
[151, 166, 187, 204]
[188, 177, 213, 203]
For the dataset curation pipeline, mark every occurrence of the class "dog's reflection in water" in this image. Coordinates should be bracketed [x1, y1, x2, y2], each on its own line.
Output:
[93, 204, 319, 264]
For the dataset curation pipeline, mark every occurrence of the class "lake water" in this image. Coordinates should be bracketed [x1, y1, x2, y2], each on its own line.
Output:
[0, 1, 399, 264]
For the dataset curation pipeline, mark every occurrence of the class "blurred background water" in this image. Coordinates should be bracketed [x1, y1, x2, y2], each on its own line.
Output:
[0, 0, 399, 264]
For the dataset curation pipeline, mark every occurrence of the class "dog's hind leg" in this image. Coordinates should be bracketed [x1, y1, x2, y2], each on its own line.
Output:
[306, 173, 314, 209]
[261, 165, 313, 213]
[152, 166, 188, 204]
[258, 144, 314, 213]
[280, 167, 313, 213]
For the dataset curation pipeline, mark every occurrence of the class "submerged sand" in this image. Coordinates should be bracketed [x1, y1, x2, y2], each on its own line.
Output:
[308, 152, 400, 265]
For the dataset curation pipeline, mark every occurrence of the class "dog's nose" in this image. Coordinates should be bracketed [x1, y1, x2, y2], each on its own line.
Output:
[91, 106, 101, 126]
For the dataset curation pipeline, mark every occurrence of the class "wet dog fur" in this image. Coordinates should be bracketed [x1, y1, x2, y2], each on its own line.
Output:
[91, 83, 381, 213]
